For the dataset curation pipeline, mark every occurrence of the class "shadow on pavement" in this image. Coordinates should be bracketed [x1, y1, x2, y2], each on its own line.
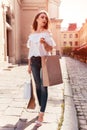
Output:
[30, 125, 41, 130]
[1, 116, 40, 130]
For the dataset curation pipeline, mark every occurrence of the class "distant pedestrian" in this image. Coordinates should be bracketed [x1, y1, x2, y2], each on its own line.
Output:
[27, 10, 56, 126]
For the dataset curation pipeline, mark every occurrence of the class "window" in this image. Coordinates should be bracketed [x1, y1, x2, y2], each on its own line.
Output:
[75, 41, 78, 46]
[69, 41, 72, 46]
[64, 34, 67, 38]
[63, 41, 67, 46]
[69, 34, 72, 38]
[75, 34, 78, 38]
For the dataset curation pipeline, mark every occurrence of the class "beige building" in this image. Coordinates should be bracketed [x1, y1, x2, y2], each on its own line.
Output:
[71, 20, 87, 62]
[60, 21, 87, 56]
[79, 19, 87, 46]
[60, 24, 79, 54]
[61, 30, 79, 47]
[0, 0, 62, 64]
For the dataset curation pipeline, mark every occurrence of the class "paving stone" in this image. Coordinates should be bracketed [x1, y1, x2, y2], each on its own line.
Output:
[79, 119, 87, 125]
[0, 98, 12, 104]
[0, 104, 8, 111]
[80, 124, 87, 129]
[0, 128, 14, 130]
[0, 116, 19, 127]
[9, 101, 26, 108]
[78, 116, 85, 120]
[4, 107, 23, 116]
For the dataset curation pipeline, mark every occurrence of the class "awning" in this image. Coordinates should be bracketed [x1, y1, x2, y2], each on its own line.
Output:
[77, 43, 87, 51]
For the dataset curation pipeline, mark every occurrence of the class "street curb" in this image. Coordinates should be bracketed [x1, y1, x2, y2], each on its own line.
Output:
[61, 57, 79, 130]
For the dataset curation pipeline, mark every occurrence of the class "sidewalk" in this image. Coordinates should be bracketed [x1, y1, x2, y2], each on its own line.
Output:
[0, 57, 78, 130]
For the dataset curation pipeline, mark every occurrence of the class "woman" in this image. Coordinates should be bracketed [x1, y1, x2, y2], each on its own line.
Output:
[27, 10, 56, 126]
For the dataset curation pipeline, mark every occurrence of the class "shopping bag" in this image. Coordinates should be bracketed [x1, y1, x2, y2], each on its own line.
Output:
[41, 55, 63, 86]
[27, 75, 36, 109]
[24, 80, 31, 100]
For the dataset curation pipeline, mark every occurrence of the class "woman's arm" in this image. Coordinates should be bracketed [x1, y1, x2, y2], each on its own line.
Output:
[28, 58, 32, 73]
[27, 48, 31, 74]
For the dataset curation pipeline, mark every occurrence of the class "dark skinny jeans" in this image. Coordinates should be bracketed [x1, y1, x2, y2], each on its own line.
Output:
[31, 56, 48, 112]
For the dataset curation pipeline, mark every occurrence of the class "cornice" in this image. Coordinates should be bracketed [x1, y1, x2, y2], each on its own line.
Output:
[21, 3, 46, 10]
[49, 0, 60, 3]
[49, 0, 61, 6]
[51, 18, 63, 23]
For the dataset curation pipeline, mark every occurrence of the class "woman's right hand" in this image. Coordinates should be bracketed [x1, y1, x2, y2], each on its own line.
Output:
[28, 65, 32, 74]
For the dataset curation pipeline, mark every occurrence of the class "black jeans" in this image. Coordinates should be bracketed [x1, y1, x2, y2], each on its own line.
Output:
[31, 56, 48, 112]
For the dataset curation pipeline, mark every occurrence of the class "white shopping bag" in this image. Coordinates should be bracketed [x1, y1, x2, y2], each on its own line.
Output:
[24, 79, 31, 100]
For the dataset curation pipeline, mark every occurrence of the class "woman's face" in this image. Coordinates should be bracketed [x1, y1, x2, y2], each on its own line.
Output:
[36, 13, 48, 28]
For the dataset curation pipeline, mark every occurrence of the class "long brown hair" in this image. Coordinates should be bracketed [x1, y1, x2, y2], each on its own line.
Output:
[32, 10, 50, 31]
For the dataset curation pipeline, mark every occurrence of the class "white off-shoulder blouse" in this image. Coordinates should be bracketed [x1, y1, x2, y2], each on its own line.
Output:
[27, 31, 56, 59]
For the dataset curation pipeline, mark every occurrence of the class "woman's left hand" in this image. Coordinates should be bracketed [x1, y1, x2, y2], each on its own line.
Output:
[40, 38, 52, 52]
[40, 38, 45, 44]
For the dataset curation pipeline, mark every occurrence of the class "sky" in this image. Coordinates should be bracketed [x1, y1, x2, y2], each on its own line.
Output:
[59, 0, 87, 28]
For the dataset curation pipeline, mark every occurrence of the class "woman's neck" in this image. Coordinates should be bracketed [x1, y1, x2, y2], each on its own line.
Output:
[36, 27, 46, 33]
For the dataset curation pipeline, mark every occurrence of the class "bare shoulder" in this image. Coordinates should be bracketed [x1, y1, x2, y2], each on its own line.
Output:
[29, 31, 36, 36]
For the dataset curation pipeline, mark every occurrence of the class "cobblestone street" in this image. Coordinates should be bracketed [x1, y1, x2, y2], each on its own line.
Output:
[65, 57, 87, 130]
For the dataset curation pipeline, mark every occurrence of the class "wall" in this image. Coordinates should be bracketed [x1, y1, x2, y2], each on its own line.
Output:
[0, 2, 4, 61]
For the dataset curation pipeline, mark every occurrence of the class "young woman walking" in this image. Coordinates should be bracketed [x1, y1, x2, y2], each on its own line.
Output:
[27, 10, 56, 126]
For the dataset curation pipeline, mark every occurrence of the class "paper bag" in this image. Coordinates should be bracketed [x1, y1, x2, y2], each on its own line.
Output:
[41, 55, 63, 86]
[27, 77, 36, 109]
[24, 80, 31, 100]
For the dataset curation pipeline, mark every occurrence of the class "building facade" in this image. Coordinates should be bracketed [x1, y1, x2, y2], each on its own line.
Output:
[0, 0, 62, 64]
[79, 19, 87, 46]
[60, 23, 79, 54]
[61, 30, 79, 47]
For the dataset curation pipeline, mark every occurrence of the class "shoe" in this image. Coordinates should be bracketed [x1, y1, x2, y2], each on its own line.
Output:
[35, 112, 44, 126]
[35, 120, 42, 126]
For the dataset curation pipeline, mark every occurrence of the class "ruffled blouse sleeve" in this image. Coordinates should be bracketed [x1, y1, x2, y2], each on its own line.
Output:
[26, 35, 31, 48]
